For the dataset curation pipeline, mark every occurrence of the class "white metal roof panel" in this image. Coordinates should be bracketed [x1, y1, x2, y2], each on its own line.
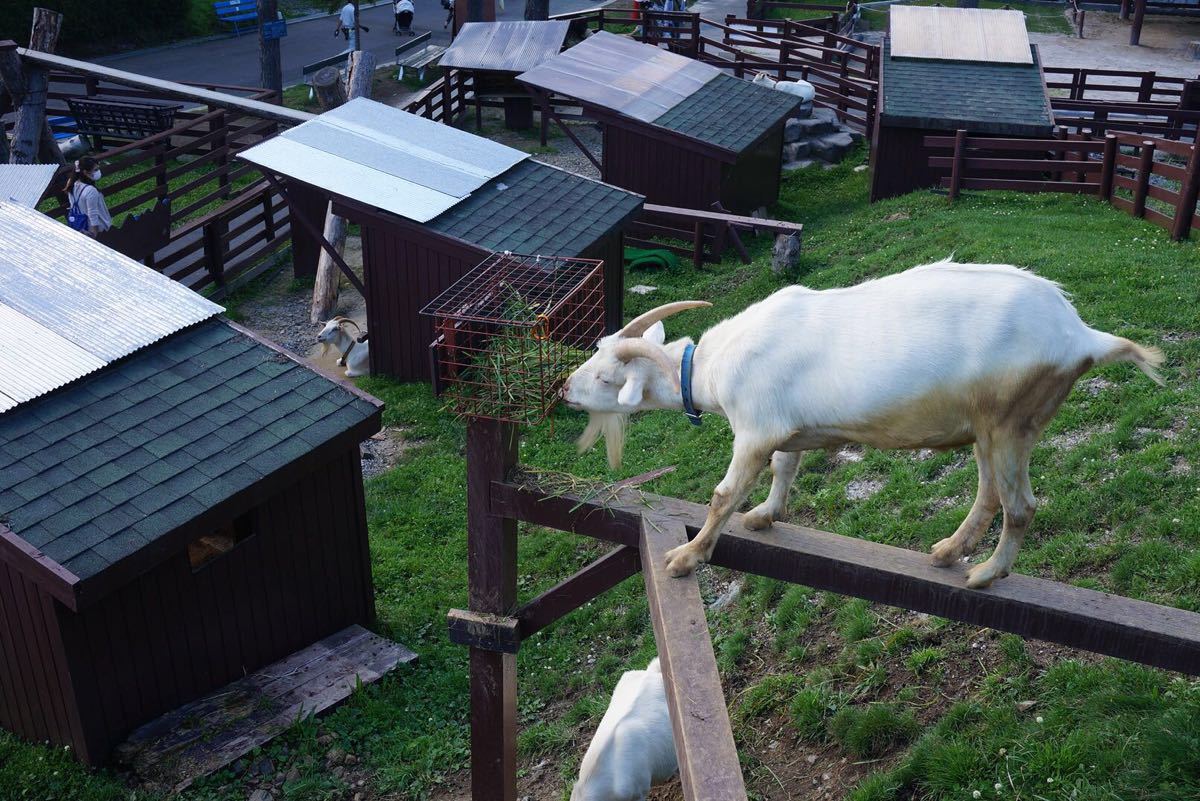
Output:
[439, 21, 570, 73]
[0, 201, 223, 411]
[237, 97, 528, 223]
[891, 6, 1032, 65]
[517, 31, 720, 123]
[0, 164, 59, 208]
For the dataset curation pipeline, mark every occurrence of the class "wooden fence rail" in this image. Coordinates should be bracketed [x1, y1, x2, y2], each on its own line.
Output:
[928, 129, 1200, 242]
[1043, 66, 1199, 104]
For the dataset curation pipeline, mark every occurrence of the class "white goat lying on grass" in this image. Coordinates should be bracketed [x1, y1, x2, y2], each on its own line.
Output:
[316, 317, 370, 378]
[562, 260, 1164, 589]
[571, 658, 677, 801]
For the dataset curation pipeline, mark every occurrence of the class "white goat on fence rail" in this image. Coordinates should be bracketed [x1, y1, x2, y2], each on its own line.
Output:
[571, 658, 677, 801]
[562, 260, 1164, 589]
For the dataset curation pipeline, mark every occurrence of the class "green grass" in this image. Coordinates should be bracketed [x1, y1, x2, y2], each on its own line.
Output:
[8, 151, 1200, 800]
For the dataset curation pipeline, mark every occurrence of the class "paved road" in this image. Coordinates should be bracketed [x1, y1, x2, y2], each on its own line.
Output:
[95, 0, 601, 89]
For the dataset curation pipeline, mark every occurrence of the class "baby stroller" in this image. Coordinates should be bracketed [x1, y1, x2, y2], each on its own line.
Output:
[393, 0, 415, 35]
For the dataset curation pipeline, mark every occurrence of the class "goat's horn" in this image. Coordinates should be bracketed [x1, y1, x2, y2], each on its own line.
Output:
[611, 339, 680, 390]
[619, 301, 711, 338]
[339, 318, 361, 332]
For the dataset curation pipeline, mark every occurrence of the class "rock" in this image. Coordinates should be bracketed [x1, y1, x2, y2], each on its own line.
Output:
[325, 746, 345, 766]
[771, 233, 801, 274]
[783, 141, 810, 161]
[787, 114, 838, 138]
[751, 206, 768, 219]
[854, 164, 868, 172]
[783, 159, 816, 172]
[628, 284, 657, 295]
[709, 579, 742, 611]
[284, 766, 301, 785]
[248, 791, 273, 801]
[251, 757, 274, 777]
[316, 733, 333, 747]
[1016, 700, 1037, 712]
[810, 132, 855, 163]
[354, 794, 364, 801]
[344, 754, 359, 765]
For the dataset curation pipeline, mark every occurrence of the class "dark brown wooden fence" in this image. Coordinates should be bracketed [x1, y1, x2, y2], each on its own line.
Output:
[402, 69, 474, 123]
[630, 202, 804, 267]
[17, 71, 292, 295]
[1043, 67, 1200, 104]
[927, 129, 1200, 242]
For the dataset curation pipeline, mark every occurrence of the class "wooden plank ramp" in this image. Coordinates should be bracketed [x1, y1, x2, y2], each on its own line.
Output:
[114, 625, 416, 792]
[641, 515, 747, 801]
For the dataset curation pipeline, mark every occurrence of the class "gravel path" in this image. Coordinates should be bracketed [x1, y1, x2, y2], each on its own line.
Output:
[1032, 11, 1200, 79]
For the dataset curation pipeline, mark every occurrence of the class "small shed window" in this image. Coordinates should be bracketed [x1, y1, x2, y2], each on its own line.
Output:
[187, 512, 255, 571]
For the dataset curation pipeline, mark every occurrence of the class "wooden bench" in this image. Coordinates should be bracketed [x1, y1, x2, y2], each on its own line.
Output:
[65, 96, 182, 150]
[396, 33, 445, 81]
[214, 0, 258, 36]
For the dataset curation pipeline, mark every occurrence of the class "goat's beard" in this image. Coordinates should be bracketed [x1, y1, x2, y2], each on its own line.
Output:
[577, 412, 628, 469]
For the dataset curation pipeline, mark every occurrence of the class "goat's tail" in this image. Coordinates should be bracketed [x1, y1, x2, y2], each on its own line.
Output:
[1097, 335, 1166, 386]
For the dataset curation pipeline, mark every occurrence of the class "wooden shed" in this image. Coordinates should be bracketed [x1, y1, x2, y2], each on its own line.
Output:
[439, 20, 570, 130]
[518, 31, 801, 213]
[239, 98, 644, 382]
[870, 7, 1055, 201]
[0, 201, 390, 766]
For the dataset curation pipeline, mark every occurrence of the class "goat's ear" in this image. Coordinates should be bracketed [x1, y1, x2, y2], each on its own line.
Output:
[643, 320, 665, 345]
[617, 372, 646, 407]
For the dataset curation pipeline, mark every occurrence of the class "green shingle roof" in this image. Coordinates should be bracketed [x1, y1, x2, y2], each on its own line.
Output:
[427, 160, 643, 255]
[653, 73, 800, 154]
[881, 40, 1054, 136]
[0, 320, 379, 588]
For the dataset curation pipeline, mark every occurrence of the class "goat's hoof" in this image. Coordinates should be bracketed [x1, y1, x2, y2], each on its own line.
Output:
[965, 561, 1009, 589]
[742, 507, 775, 531]
[664, 545, 700, 578]
[336, 358, 345, 366]
[929, 537, 962, 567]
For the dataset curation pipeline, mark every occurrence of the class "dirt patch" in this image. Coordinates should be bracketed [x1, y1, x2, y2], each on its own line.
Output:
[1032, 12, 1200, 79]
[360, 427, 414, 479]
[1046, 423, 1114, 450]
[845, 478, 885, 501]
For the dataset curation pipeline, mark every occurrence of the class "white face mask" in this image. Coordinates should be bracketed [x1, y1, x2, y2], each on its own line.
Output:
[90, 170, 102, 181]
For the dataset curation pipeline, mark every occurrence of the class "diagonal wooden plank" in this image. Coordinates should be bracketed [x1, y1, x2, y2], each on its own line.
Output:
[641, 515, 747, 801]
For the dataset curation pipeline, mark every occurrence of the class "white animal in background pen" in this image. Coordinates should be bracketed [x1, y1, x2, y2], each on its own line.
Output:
[751, 72, 816, 103]
[571, 658, 677, 801]
[561, 260, 1164, 589]
[317, 317, 370, 378]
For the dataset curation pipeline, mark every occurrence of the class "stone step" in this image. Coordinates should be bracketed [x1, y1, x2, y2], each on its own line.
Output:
[809, 131, 855, 163]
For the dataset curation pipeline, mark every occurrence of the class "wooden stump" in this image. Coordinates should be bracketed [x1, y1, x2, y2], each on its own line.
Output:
[310, 51, 376, 324]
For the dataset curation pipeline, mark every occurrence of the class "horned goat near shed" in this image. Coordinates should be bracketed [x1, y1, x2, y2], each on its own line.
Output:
[317, 317, 370, 378]
[571, 658, 677, 801]
[561, 260, 1164, 589]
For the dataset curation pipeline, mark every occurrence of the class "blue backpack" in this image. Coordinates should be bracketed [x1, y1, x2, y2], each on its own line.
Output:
[67, 188, 90, 232]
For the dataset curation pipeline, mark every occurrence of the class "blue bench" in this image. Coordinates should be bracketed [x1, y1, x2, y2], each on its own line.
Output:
[214, 0, 258, 36]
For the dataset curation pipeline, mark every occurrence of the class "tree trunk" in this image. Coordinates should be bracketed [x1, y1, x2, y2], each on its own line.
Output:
[353, 0, 361, 52]
[313, 66, 348, 110]
[258, 0, 282, 99]
[524, 0, 549, 20]
[10, 8, 65, 165]
[310, 49, 376, 324]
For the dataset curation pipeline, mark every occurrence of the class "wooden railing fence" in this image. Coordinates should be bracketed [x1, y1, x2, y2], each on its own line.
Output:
[18, 71, 292, 295]
[1043, 67, 1200, 104]
[928, 129, 1200, 242]
[630, 203, 804, 268]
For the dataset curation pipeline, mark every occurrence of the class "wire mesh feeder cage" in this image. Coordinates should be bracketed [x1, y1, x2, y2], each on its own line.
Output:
[421, 252, 606, 424]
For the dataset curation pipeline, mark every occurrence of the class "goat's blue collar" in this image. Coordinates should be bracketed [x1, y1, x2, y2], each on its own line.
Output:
[681, 343, 702, 426]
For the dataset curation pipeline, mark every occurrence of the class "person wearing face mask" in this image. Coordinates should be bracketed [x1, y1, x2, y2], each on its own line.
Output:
[65, 156, 112, 237]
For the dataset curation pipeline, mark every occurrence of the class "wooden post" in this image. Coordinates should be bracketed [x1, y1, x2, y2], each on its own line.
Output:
[203, 219, 227, 286]
[8, 8, 65, 165]
[692, 220, 704, 268]
[313, 66, 348, 109]
[1119, 0, 1130, 19]
[778, 41, 789, 81]
[310, 50, 374, 323]
[948, 128, 967, 201]
[1138, 71, 1155, 103]
[442, 75, 453, 124]
[258, 0, 282, 97]
[1170, 143, 1200, 241]
[1100, 134, 1117, 201]
[214, 110, 230, 199]
[1075, 130, 1091, 184]
[1132, 140, 1155, 218]
[1130, 0, 1145, 45]
[539, 92, 549, 146]
[1053, 126, 1067, 183]
[467, 418, 519, 801]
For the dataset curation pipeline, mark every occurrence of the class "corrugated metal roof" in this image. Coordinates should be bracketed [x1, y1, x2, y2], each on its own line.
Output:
[0, 200, 223, 411]
[237, 98, 528, 223]
[440, 21, 570, 73]
[517, 32, 720, 123]
[0, 164, 59, 208]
